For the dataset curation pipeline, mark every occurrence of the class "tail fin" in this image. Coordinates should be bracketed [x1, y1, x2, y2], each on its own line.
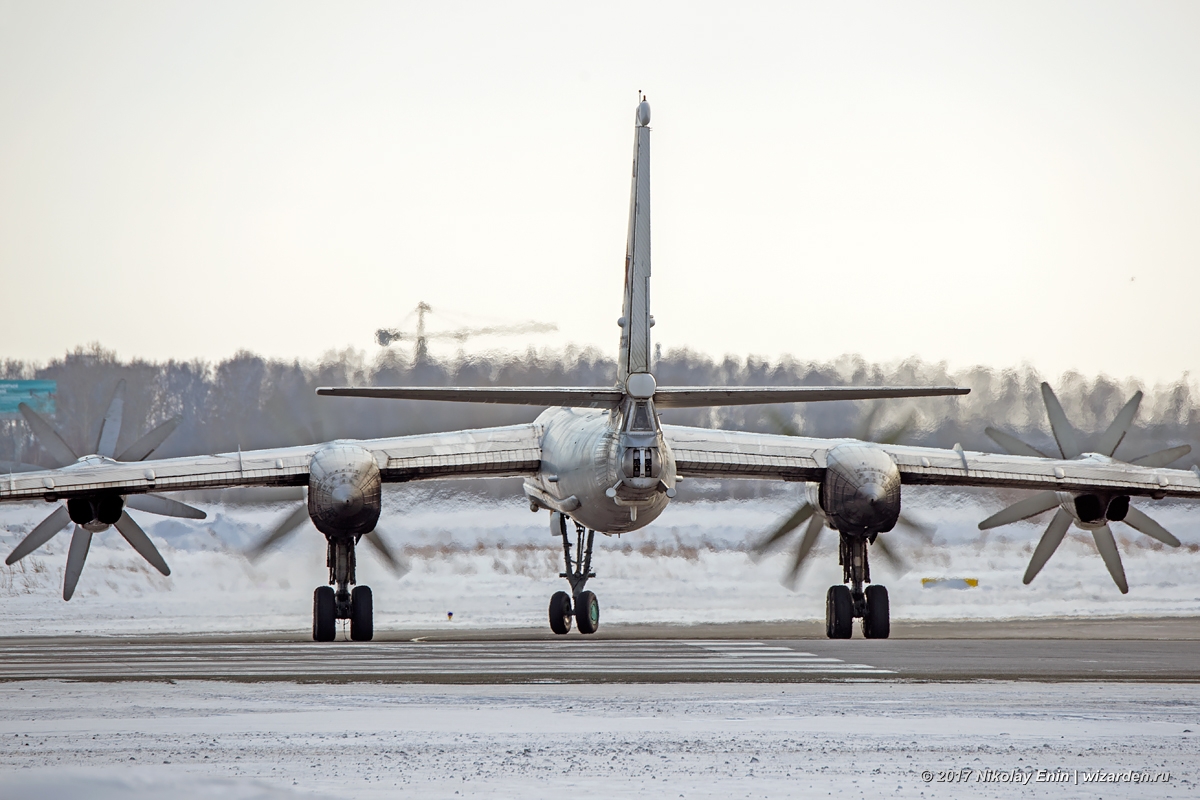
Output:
[618, 97, 653, 383]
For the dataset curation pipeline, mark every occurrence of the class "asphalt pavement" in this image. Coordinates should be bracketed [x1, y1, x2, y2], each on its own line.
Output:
[1, 617, 1196, 683]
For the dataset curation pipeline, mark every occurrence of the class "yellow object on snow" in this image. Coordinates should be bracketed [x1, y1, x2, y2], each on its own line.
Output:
[921, 578, 979, 589]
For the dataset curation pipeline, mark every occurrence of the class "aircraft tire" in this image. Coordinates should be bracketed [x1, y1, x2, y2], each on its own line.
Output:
[549, 591, 572, 635]
[313, 586, 337, 642]
[862, 584, 890, 639]
[825, 585, 853, 639]
[575, 590, 600, 634]
[350, 585, 373, 641]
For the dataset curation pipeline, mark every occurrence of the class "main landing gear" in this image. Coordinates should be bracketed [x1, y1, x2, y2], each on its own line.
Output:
[825, 533, 890, 640]
[313, 536, 373, 642]
[548, 513, 600, 635]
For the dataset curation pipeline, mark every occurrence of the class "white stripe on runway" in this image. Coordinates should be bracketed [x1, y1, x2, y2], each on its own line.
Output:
[0, 640, 894, 681]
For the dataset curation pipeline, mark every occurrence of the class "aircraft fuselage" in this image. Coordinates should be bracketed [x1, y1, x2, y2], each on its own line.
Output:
[524, 404, 676, 534]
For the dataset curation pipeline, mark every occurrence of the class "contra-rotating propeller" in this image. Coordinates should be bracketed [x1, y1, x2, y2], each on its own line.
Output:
[754, 404, 934, 586]
[244, 397, 408, 578]
[5, 380, 206, 600]
[980, 382, 1190, 593]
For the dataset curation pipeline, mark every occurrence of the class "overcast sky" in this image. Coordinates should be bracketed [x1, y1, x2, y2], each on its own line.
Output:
[2, 1, 1198, 383]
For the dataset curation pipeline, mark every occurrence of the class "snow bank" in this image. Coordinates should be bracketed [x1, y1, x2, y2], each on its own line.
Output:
[2, 487, 1198, 635]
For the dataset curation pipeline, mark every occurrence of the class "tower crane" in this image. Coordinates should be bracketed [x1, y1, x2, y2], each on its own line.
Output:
[376, 302, 557, 363]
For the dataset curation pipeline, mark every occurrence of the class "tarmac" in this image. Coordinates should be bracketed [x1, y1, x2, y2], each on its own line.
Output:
[1, 617, 1197, 683]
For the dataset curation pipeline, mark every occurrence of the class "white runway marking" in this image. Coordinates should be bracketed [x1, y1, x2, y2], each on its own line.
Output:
[0, 639, 893, 681]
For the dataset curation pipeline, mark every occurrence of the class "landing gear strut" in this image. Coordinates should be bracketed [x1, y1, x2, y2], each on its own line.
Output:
[825, 533, 890, 639]
[547, 513, 600, 635]
[313, 536, 373, 642]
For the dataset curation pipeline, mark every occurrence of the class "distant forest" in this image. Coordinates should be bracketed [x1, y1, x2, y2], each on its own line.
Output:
[2, 345, 1197, 475]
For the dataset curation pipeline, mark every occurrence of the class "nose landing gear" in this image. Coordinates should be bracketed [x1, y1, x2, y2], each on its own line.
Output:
[313, 536, 373, 642]
[547, 513, 600, 635]
[825, 533, 890, 639]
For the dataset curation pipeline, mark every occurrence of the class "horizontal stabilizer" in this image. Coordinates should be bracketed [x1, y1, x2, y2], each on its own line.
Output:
[317, 385, 969, 408]
[318, 387, 624, 408]
[651, 386, 968, 408]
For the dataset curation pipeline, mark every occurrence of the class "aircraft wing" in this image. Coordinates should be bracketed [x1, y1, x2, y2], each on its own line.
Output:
[663, 425, 1200, 498]
[0, 424, 542, 502]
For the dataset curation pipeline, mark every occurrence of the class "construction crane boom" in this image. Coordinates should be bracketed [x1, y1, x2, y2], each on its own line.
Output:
[376, 302, 557, 362]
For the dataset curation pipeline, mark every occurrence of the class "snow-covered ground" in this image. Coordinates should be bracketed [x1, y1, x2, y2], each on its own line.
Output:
[1, 680, 1196, 799]
[3, 486, 1199, 634]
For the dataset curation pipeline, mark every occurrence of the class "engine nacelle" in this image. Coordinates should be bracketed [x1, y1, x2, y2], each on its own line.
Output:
[820, 443, 902, 534]
[308, 444, 382, 537]
[1063, 492, 1129, 529]
[67, 494, 124, 532]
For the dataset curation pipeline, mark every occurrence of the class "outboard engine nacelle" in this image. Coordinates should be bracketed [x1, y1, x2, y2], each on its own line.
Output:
[1071, 493, 1130, 525]
[821, 443, 902, 533]
[67, 494, 124, 531]
[307, 445, 382, 536]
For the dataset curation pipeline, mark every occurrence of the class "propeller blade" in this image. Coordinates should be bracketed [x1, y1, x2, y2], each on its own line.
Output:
[752, 503, 815, 558]
[896, 511, 935, 542]
[979, 491, 1060, 530]
[1122, 506, 1181, 547]
[6, 505, 72, 565]
[95, 379, 126, 458]
[364, 530, 411, 578]
[855, 404, 882, 442]
[1023, 507, 1072, 585]
[63, 525, 93, 601]
[1094, 391, 1143, 458]
[246, 502, 311, 559]
[1090, 524, 1128, 594]
[264, 394, 316, 445]
[18, 403, 78, 467]
[764, 407, 802, 437]
[782, 512, 825, 588]
[124, 493, 207, 520]
[1129, 445, 1191, 469]
[871, 534, 907, 572]
[0, 460, 46, 473]
[874, 411, 917, 446]
[116, 416, 180, 462]
[114, 511, 171, 576]
[985, 427, 1051, 459]
[1040, 383, 1082, 459]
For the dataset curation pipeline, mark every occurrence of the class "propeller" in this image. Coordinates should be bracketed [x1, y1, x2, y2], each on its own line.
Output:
[981, 382, 1189, 593]
[4, 379, 205, 600]
[244, 401, 408, 577]
[245, 501, 410, 579]
[754, 404, 934, 587]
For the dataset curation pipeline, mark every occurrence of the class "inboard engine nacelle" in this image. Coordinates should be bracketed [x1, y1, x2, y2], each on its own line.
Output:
[816, 443, 902, 534]
[307, 444, 382, 536]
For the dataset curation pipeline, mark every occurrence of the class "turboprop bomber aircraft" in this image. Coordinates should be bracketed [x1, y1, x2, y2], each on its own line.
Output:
[4, 98, 1200, 640]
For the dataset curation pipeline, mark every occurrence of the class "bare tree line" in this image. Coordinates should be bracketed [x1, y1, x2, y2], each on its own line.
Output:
[3, 344, 1196, 477]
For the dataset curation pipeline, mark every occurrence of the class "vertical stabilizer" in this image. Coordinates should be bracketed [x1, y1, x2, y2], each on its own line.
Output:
[618, 98, 653, 384]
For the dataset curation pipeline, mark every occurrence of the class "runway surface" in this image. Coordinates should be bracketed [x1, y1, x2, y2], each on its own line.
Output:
[3, 619, 1199, 682]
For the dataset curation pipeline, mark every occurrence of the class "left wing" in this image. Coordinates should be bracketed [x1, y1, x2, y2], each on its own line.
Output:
[663, 425, 1200, 498]
[0, 424, 542, 502]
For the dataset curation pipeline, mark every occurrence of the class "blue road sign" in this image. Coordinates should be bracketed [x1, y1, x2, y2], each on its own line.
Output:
[0, 380, 56, 418]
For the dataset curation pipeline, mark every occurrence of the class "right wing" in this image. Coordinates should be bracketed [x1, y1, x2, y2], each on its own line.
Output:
[664, 425, 1200, 499]
[0, 424, 542, 503]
